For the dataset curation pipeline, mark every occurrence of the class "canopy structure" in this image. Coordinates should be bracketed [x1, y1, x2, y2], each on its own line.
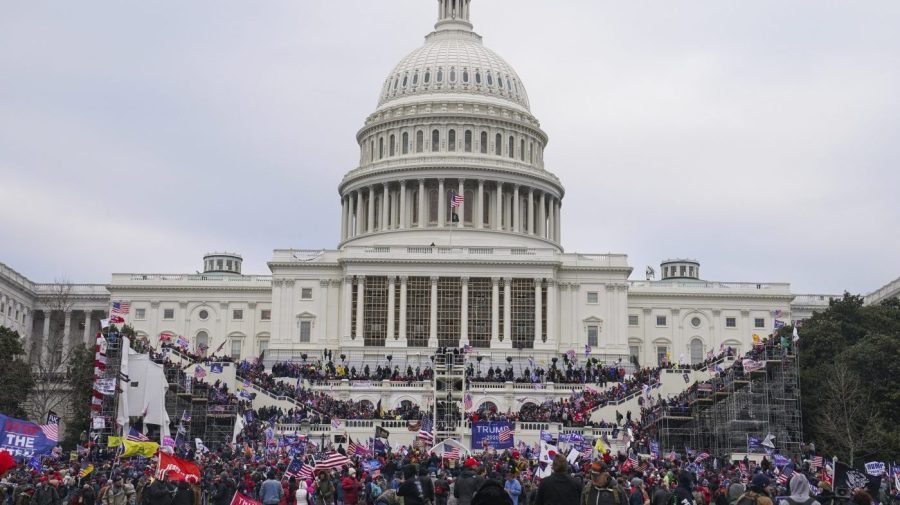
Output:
[429, 438, 471, 456]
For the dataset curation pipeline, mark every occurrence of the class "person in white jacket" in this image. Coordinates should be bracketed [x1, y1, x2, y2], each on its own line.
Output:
[295, 480, 310, 505]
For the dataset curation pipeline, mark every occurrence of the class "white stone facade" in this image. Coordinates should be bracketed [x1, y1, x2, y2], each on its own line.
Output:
[0, 1, 887, 383]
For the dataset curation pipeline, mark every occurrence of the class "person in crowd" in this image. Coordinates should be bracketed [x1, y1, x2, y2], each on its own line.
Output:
[396, 466, 426, 505]
[734, 475, 773, 505]
[171, 482, 193, 505]
[535, 455, 581, 505]
[259, 472, 283, 505]
[101, 477, 135, 505]
[315, 472, 335, 505]
[777, 474, 819, 505]
[581, 462, 620, 505]
[341, 469, 361, 505]
[503, 472, 521, 505]
[453, 461, 482, 505]
[673, 472, 697, 505]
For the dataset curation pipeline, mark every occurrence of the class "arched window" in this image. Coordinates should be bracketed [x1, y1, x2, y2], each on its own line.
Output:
[432, 130, 440, 152]
[449, 68, 456, 82]
[196, 331, 209, 355]
[498, 75, 504, 89]
[401, 73, 408, 87]
[464, 190, 475, 223]
[392, 76, 398, 90]
[448, 129, 456, 152]
[379, 137, 384, 159]
[402, 132, 409, 155]
[690, 338, 704, 364]
[412, 72, 418, 85]
[369, 140, 375, 162]
[475, 71, 482, 84]
[424, 70, 431, 84]
[520, 139, 525, 161]
[487, 73, 493, 86]
[495, 133, 502, 155]
[508, 136, 515, 158]
[428, 189, 439, 223]
[480, 132, 488, 154]
[464, 130, 472, 152]
[416, 131, 424, 153]
[389, 134, 396, 157]
[437, 68, 443, 82]
[530, 141, 534, 164]
[462, 70, 469, 83]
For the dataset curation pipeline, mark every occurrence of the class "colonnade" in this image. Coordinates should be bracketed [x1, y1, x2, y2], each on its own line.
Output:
[31, 309, 101, 361]
[341, 178, 561, 243]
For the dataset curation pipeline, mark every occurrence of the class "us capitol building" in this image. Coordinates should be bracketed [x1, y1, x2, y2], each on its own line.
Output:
[2, 1, 896, 375]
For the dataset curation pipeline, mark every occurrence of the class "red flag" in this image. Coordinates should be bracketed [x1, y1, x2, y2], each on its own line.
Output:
[0, 451, 15, 477]
[229, 492, 262, 505]
[156, 452, 201, 482]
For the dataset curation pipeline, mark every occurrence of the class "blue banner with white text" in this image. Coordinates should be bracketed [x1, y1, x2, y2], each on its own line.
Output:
[471, 421, 514, 450]
[0, 414, 58, 460]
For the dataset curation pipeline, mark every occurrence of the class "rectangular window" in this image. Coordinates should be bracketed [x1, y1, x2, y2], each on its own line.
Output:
[135, 308, 146, 320]
[233, 309, 243, 321]
[230, 340, 242, 360]
[656, 315, 667, 327]
[586, 292, 599, 304]
[299, 321, 311, 342]
[301, 288, 313, 300]
[163, 308, 175, 320]
[587, 325, 599, 347]
[258, 339, 269, 356]
[260, 309, 271, 321]
[628, 315, 639, 326]
[754, 318, 765, 328]
[629, 345, 640, 360]
[726, 317, 737, 328]
[657, 346, 669, 366]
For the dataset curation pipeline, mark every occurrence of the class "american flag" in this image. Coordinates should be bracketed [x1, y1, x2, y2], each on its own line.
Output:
[498, 425, 514, 442]
[127, 427, 149, 442]
[443, 447, 461, 460]
[331, 418, 344, 430]
[347, 437, 368, 457]
[776, 465, 794, 486]
[463, 392, 473, 411]
[418, 416, 434, 444]
[194, 367, 207, 379]
[39, 424, 58, 442]
[451, 193, 464, 208]
[315, 452, 351, 470]
[585, 344, 591, 357]
[462, 344, 472, 354]
[627, 456, 639, 468]
[111, 302, 131, 315]
[810, 456, 823, 469]
[285, 456, 303, 478]
[694, 452, 710, 463]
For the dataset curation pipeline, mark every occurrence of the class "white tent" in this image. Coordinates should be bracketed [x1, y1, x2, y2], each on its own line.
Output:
[429, 438, 471, 456]
[120, 343, 171, 443]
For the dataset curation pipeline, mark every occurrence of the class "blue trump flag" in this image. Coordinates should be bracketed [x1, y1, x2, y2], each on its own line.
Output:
[0, 414, 58, 459]
[747, 435, 762, 453]
[471, 421, 514, 450]
[210, 363, 224, 374]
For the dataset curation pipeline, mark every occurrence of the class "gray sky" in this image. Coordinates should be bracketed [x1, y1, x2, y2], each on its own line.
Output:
[1, 1, 898, 295]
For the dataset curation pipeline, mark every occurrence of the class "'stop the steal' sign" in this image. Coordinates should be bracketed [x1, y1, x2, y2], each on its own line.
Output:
[0, 414, 58, 459]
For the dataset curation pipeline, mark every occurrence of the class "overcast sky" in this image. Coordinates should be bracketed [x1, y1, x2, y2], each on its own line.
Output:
[1, 1, 898, 295]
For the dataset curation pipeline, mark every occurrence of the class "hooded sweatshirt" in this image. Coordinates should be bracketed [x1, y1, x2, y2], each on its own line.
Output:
[778, 475, 820, 505]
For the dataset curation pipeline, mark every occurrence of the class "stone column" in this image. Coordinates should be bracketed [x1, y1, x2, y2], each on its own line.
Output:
[457, 179, 465, 228]
[534, 279, 543, 345]
[438, 179, 446, 228]
[528, 188, 535, 234]
[386, 276, 397, 347]
[355, 191, 364, 236]
[513, 185, 520, 233]
[547, 197, 555, 243]
[546, 280, 557, 346]
[83, 310, 92, 346]
[460, 277, 469, 346]
[63, 310, 73, 349]
[41, 311, 51, 362]
[418, 179, 426, 228]
[490, 278, 499, 346]
[476, 179, 484, 229]
[399, 181, 407, 230]
[539, 192, 547, 239]
[495, 183, 503, 230]
[399, 277, 408, 345]
[355, 276, 365, 341]
[429, 276, 439, 347]
[503, 278, 512, 346]
[341, 195, 348, 240]
[554, 199, 561, 243]
[381, 183, 390, 231]
[367, 186, 375, 233]
[341, 277, 353, 341]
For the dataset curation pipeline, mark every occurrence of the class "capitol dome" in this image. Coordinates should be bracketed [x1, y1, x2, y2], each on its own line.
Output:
[338, 0, 564, 251]
[377, 30, 531, 112]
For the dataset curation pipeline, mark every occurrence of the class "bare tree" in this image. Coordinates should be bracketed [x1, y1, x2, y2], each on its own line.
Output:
[23, 279, 80, 423]
[814, 361, 883, 466]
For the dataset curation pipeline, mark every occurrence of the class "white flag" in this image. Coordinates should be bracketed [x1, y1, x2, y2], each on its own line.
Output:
[195, 438, 210, 454]
[792, 326, 800, 342]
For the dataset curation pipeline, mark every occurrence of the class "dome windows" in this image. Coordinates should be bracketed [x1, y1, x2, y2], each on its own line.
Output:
[464, 130, 472, 152]
[389, 134, 396, 157]
[392, 77, 398, 90]
[475, 71, 482, 85]
[498, 76, 504, 89]
[520, 139, 525, 161]
[462, 69, 469, 83]
[437, 68, 444, 82]
[424, 70, 431, 84]
[495, 133, 502, 156]
[412, 71, 419, 86]
[416, 131, 424, 153]
[480, 132, 488, 154]
[449, 68, 456, 83]
[379, 137, 385, 159]
[508, 135, 514, 158]
[402, 73, 408, 88]
[448, 129, 456, 152]
[431, 130, 440, 151]
[486, 72, 493, 86]
[402, 132, 409, 155]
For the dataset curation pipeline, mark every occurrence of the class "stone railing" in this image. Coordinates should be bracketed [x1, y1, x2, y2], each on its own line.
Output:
[110, 273, 272, 285]
[628, 280, 791, 292]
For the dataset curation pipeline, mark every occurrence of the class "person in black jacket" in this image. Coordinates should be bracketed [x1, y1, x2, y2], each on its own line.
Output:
[673, 472, 696, 505]
[171, 482, 193, 505]
[535, 456, 581, 505]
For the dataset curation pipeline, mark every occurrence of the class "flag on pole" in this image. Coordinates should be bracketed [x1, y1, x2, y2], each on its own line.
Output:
[451, 193, 464, 208]
[418, 416, 434, 444]
[111, 302, 131, 315]
[463, 392, 473, 411]
[793, 326, 800, 342]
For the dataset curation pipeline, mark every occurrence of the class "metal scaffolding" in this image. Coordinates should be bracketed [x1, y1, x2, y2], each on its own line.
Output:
[651, 344, 803, 458]
[433, 351, 465, 441]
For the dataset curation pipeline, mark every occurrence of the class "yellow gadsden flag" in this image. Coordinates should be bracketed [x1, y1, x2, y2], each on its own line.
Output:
[122, 440, 160, 458]
[108, 436, 124, 448]
[594, 437, 607, 453]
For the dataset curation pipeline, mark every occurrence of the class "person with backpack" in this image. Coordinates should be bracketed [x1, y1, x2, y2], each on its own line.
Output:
[432, 473, 448, 505]
[673, 472, 697, 505]
[777, 475, 819, 505]
[652, 479, 671, 505]
[314, 472, 335, 505]
[734, 475, 773, 505]
[396, 466, 427, 505]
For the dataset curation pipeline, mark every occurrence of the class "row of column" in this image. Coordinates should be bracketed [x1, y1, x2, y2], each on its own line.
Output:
[33, 309, 100, 360]
[341, 179, 562, 243]
[343, 275, 556, 348]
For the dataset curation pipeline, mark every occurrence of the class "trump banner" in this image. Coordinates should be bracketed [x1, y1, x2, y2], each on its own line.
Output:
[471, 421, 514, 450]
[0, 414, 58, 459]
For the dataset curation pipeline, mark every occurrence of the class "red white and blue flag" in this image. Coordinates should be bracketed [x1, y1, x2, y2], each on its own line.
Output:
[443, 447, 461, 460]
[127, 427, 149, 442]
[418, 416, 434, 444]
[463, 392, 473, 411]
[111, 302, 131, 315]
[451, 193, 464, 208]
[498, 425, 515, 442]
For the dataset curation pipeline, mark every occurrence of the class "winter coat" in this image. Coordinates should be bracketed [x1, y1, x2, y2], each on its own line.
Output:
[535, 473, 581, 505]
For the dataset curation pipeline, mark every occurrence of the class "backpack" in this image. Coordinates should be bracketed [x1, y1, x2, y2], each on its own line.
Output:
[734, 492, 759, 505]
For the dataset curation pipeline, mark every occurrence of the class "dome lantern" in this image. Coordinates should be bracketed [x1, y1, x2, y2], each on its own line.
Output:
[435, 0, 474, 33]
